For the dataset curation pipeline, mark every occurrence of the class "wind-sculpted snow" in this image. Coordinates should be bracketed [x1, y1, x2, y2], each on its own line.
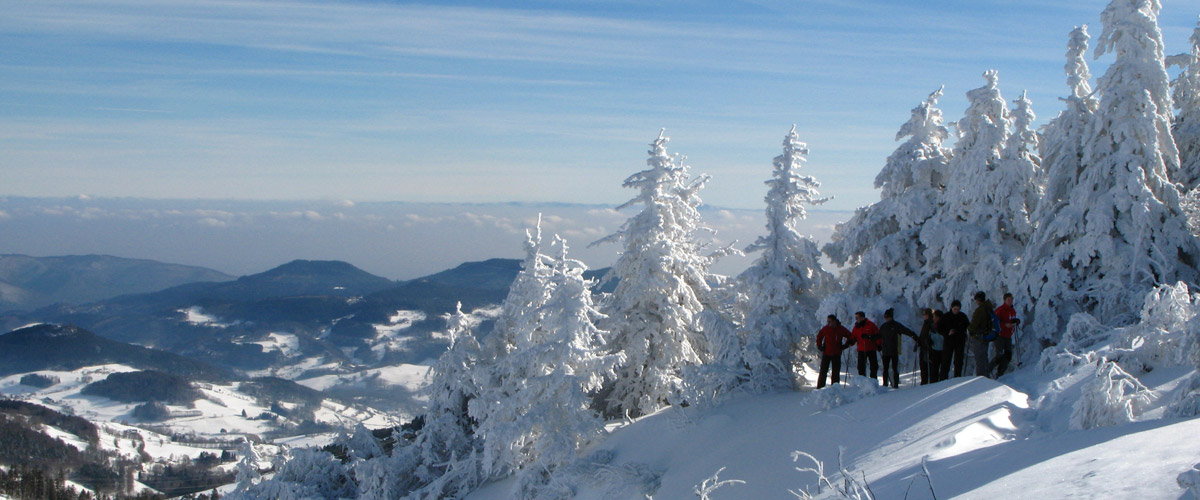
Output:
[809, 376, 887, 412]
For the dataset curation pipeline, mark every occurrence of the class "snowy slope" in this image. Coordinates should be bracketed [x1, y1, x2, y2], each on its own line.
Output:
[467, 374, 1199, 499]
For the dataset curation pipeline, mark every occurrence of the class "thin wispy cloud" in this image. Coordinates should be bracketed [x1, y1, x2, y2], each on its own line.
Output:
[5, 0, 1200, 210]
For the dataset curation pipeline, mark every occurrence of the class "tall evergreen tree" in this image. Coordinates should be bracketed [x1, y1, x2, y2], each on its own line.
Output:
[1021, 26, 1100, 354]
[401, 303, 486, 499]
[918, 71, 1012, 308]
[473, 237, 623, 498]
[1023, 0, 1200, 356]
[593, 131, 722, 418]
[483, 216, 553, 361]
[1169, 18, 1200, 190]
[823, 88, 951, 313]
[736, 126, 837, 392]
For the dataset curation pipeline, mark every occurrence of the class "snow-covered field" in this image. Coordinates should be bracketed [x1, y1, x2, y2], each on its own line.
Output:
[0, 363, 400, 466]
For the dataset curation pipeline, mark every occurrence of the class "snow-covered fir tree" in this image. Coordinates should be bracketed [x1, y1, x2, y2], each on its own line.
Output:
[919, 70, 1039, 308]
[472, 236, 623, 498]
[1038, 26, 1099, 212]
[735, 126, 837, 393]
[234, 440, 261, 493]
[1021, 26, 1101, 356]
[1022, 0, 1200, 356]
[822, 88, 951, 314]
[997, 91, 1042, 243]
[944, 69, 1012, 225]
[483, 215, 553, 361]
[1169, 18, 1200, 190]
[592, 130, 725, 418]
[394, 303, 487, 499]
[341, 423, 384, 462]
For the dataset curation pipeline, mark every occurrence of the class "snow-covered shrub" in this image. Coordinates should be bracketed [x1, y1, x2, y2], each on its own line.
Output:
[354, 454, 405, 500]
[1069, 358, 1154, 430]
[340, 423, 384, 462]
[1167, 373, 1200, 418]
[810, 377, 886, 412]
[1120, 282, 1198, 370]
[586, 459, 664, 499]
[232, 448, 354, 500]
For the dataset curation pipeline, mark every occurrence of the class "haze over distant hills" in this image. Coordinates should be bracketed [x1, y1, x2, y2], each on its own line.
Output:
[0, 197, 848, 281]
[0, 254, 234, 313]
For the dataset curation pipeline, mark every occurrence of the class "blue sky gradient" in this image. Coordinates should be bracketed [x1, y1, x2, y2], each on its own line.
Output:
[5, 0, 1200, 211]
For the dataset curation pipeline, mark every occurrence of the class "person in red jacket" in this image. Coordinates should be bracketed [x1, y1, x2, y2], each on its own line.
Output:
[990, 292, 1020, 377]
[851, 311, 880, 382]
[816, 314, 853, 388]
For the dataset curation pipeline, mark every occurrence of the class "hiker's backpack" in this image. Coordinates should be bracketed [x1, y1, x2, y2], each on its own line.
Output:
[985, 310, 1001, 341]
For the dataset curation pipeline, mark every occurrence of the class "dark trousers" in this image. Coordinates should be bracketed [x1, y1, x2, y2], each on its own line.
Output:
[857, 350, 878, 380]
[921, 347, 931, 383]
[971, 336, 991, 377]
[990, 336, 1013, 377]
[818, 353, 841, 388]
[943, 335, 965, 378]
[881, 354, 900, 388]
[927, 350, 943, 384]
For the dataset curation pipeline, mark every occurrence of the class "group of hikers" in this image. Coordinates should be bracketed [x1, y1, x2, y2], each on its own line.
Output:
[813, 291, 1020, 389]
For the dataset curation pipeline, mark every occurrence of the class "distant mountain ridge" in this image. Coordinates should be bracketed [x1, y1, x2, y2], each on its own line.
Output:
[0, 257, 610, 386]
[0, 323, 230, 381]
[0, 254, 234, 312]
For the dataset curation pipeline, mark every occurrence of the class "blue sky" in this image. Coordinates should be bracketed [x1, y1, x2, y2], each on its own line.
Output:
[4, 0, 1200, 211]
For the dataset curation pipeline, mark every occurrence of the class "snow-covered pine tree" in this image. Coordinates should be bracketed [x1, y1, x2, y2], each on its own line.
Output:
[593, 130, 723, 418]
[822, 88, 951, 313]
[467, 217, 556, 474]
[343, 423, 384, 462]
[1169, 18, 1200, 190]
[234, 440, 261, 492]
[919, 70, 1036, 308]
[737, 126, 837, 393]
[473, 236, 623, 498]
[1026, 0, 1200, 347]
[1038, 26, 1099, 213]
[1022, 0, 1200, 362]
[1021, 26, 1101, 356]
[997, 91, 1042, 244]
[483, 215, 553, 361]
[396, 302, 486, 499]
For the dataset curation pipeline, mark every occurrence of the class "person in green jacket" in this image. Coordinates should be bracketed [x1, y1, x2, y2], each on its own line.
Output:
[968, 291, 997, 378]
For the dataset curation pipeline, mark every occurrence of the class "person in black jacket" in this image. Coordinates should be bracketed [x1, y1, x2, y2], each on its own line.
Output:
[915, 308, 935, 385]
[943, 300, 970, 379]
[877, 308, 918, 388]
